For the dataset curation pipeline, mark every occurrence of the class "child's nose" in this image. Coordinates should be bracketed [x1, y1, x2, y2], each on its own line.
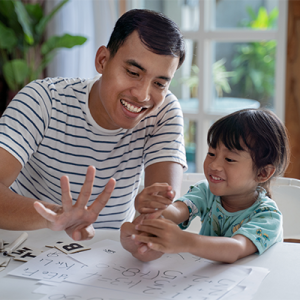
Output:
[209, 159, 223, 171]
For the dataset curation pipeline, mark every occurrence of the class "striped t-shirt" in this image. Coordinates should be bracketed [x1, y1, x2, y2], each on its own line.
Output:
[0, 76, 187, 229]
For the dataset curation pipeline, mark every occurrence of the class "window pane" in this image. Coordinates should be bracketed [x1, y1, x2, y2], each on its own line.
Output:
[184, 118, 197, 172]
[210, 41, 276, 111]
[215, 0, 279, 30]
[134, 0, 199, 31]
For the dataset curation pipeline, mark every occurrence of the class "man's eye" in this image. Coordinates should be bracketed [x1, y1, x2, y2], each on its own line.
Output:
[155, 81, 166, 88]
[127, 69, 139, 76]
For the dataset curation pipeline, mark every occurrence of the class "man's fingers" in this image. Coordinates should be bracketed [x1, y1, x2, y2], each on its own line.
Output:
[71, 225, 95, 241]
[60, 175, 73, 211]
[89, 178, 116, 213]
[33, 201, 56, 222]
[76, 166, 96, 209]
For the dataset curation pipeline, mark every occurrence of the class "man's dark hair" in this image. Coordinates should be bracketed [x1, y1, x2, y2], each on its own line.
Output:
[107, 9, 185, 69]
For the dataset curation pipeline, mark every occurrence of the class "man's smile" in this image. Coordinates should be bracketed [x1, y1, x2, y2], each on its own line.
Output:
[120, 99, 145, 113]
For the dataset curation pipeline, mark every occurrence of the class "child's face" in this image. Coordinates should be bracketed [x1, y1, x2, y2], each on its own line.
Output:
[203, 142, 259, 208]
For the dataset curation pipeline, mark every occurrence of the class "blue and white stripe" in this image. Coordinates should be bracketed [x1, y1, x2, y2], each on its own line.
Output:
[0, 76, 187, 229]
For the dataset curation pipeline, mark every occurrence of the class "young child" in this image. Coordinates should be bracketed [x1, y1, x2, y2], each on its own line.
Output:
[129, 108, 290, 263]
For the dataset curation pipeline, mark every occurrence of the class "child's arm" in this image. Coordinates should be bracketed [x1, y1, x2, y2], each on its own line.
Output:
[132, 217, 257, 263]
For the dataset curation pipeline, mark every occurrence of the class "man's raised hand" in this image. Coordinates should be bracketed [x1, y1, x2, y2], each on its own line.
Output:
[33, 166, 115, 241]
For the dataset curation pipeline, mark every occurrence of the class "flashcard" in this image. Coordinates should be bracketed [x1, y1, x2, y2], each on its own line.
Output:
[55, 242, 91, 254]
[0, 241, 9, 252]
[13, 248, 43, 262]
[45, 241, 65, 248]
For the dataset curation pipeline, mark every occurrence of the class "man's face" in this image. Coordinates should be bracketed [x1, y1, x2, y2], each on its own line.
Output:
[90, 31, 179, 130]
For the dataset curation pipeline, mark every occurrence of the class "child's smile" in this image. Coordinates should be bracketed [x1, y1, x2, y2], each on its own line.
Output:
[204, 142, 259, 212]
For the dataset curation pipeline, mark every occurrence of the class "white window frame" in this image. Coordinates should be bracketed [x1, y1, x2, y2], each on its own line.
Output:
[181, 0, 288, 172]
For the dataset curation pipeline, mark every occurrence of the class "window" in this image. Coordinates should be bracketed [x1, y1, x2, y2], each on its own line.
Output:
[126, 0, 288, 172]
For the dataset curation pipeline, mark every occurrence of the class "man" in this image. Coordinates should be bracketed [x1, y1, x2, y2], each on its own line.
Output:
[0, 9, 186, 242]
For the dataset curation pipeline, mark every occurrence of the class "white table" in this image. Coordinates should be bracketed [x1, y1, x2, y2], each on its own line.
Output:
[0, 228, 299, 300]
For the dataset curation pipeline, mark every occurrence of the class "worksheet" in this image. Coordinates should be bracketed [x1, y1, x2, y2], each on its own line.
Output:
[9, 239, 264, 300]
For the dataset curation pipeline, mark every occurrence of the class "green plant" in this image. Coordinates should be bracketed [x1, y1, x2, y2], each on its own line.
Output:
[182, 59, 235, 98]
[0, 0, 87, 92]
[231, 6, 278, 105]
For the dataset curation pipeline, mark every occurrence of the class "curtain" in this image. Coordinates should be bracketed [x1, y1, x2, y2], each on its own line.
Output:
[46, 0, 117, 79]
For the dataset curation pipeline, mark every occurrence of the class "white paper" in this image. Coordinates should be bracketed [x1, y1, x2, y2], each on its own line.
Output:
[66, 241, 252, 300]
[34, 282, 157, 300]
[8, 248, 88, 282]
[8, 239, 269, 300]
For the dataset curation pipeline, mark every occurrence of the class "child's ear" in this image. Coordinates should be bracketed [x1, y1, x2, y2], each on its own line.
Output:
[257, 165, 276, 183]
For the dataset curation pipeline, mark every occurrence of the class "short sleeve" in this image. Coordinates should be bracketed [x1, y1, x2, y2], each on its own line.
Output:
[232, 204, 283, 254]
[143, 92, 187, 170]
[176, 180, 212, 230]
[0, 80, 51, 166]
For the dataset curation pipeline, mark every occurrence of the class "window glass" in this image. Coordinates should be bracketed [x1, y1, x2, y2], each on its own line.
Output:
[134, 0, 199, 31]
[215, 0, 279, 30]
[212, 41, 276, 110]
[184, 118, 197, 172]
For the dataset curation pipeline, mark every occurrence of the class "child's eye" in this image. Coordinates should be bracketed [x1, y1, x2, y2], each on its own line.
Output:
[207, 152, 215, 157]
[225, 158, 236, 162]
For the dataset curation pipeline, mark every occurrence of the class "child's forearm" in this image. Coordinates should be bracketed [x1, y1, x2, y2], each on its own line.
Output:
[162, 201, 189, 224]
[184, 233, 257, 263]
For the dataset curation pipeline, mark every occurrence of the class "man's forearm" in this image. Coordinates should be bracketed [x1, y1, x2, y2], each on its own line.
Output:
[0, 183, 53, 230]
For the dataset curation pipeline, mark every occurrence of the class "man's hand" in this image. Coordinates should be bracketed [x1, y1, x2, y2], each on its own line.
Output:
[33, 166, 115, 241]
[135, 183, 175, 214]
[120, 213, 164, 262]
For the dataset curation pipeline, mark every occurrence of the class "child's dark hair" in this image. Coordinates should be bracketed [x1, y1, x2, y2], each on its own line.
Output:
[207, 108, 290, 197]
[107, 9, 185, 69]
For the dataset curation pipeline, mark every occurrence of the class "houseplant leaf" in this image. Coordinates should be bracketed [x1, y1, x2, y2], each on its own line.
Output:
[13, 0, 34, 45]
[25, 3, 44, 25]
[36, 0, 69, 36]
[3, 59, 30, 91]
[0, 21, 17, 50]
[41, 34, 87, 56]
[0, 0, 21, 36]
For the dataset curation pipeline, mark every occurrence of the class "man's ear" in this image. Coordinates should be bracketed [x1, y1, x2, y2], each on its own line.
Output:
[257, 165, 276, 183]
[95, 46, 110, 74]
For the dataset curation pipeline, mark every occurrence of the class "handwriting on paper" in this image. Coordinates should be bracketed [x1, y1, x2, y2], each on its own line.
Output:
[9, 248, 88, 282]
[66, 241, 252, 300]
[10, 239, 252, 299]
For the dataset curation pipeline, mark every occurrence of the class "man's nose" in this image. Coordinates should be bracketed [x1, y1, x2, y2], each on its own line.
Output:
[131, 80, 151, 102]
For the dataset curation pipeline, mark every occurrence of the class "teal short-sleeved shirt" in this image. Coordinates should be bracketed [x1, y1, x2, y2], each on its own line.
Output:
[177, 180, 283, 254]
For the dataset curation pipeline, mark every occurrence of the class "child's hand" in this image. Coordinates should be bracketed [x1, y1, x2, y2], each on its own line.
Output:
[132, 217, 188, 254]
[120, 214, 164, 262]
[135, 183, 175, 214]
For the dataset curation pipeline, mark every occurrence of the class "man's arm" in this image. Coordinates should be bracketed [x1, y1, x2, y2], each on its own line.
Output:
[120, 161, 184, 260]
[144, 161, 183, 195]
[0, 148, 47, 230]
[0, 148, 115, 240]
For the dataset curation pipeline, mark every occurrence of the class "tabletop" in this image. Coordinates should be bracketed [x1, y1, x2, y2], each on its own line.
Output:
[0, 228, 299, 300]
